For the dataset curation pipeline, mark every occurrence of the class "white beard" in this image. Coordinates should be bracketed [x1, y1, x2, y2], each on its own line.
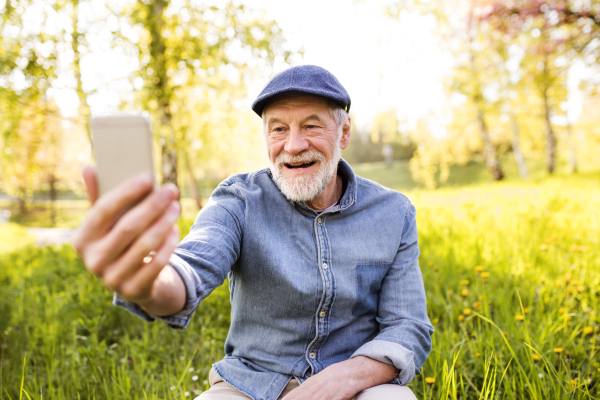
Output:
[270, 143, 342, 203]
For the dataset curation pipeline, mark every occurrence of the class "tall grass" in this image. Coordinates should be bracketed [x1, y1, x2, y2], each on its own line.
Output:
[0, 174, 598, 399]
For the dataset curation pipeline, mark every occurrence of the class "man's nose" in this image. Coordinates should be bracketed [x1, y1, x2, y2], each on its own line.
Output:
[283, 126, 309, 155]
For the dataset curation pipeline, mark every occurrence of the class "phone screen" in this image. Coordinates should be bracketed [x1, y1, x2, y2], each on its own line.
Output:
[91, 113, 156, 197]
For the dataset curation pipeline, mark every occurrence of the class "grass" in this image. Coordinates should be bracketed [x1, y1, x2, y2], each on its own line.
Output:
[0, 160, 598, 399]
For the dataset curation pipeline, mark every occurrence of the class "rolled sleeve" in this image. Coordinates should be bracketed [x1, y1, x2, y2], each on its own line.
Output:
[350, 202, 434, 385]
[113, 181, 245, 331]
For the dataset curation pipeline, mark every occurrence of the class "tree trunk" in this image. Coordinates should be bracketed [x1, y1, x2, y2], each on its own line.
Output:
[149, 0, 178, 187]
[183, 150, 202, 210]
[71, 0, 92, 148]
[566, 122, 577, 173]
[510, 112, 529, 178]
[477, 109, 504, 181]
[542, 88, 557, 174]
[49, 173, 57, 226]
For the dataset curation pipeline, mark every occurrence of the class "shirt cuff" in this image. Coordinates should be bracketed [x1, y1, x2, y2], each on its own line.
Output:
[349, 340, 416, 385]
[113, 253, 202, 330]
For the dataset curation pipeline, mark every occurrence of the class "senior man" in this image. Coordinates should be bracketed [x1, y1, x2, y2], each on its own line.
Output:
[73, 65, 433, 400]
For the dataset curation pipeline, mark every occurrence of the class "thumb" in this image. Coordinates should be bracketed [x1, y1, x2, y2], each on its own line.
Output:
[81, 165, 99, 205]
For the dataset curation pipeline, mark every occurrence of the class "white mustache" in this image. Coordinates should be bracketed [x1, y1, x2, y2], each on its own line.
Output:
[275, 150, 326, 167]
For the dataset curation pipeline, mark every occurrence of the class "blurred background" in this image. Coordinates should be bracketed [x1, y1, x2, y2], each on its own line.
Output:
[1, 0, 598, 229]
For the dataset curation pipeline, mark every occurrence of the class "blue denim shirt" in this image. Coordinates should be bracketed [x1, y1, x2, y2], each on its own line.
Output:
[115, 159, 433, 400]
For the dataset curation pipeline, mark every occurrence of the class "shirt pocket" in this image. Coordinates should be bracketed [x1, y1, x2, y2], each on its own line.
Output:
[351, 262, 392, 317]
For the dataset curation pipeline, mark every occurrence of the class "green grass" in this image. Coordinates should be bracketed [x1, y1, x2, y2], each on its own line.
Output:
[0, 162, 599, 399]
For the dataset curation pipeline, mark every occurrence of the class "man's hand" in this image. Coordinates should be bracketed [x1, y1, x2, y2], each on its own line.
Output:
[282, 356, 398, 400]
[72, 166, 186, 316]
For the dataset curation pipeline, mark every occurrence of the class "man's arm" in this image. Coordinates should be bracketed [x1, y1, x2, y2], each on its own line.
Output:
[283, 356, 398, 400]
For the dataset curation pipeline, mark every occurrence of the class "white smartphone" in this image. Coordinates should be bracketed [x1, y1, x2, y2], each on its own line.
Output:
[90, 113, 156, 197]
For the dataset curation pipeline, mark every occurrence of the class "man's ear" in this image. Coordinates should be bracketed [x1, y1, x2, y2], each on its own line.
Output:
[340, 116, 351, 150]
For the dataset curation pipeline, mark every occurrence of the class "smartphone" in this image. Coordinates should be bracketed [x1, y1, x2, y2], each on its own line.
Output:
[90, 113, 156, 197]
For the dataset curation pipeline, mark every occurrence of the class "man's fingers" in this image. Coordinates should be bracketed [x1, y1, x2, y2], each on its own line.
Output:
[118, 226, 180, 301]
[82, 165, 99, 205]
[101, 201, 180, 291]
[97, 184, 179, 266]
[74, 173, 154, 247]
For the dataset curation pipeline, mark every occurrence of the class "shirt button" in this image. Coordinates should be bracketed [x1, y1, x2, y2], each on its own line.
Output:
[309, 352, 315, 359]
[318, 217, 322, 224]
[319, 310, 326, 318]
[322, 263, 328, 269]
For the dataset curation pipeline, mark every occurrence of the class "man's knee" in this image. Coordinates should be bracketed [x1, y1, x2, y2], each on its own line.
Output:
[354, 384, 417, 400]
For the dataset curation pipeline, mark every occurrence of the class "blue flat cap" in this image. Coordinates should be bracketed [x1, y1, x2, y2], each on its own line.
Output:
[251, 65, 351, 116]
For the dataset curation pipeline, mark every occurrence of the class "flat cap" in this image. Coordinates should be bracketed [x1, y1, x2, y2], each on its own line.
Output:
[251, 65, 351, 116]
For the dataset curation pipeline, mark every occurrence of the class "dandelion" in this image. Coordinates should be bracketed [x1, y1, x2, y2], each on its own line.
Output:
[583, 326, 594, 336]
[540, 276, 546, 283]
[524, 308, 531, 314]
[577, 285, 585, 293]
[456, 362, 461, 367]
[425, 377, 435, 385]
[475, 266, 484, 273]
[434, 266, 439, 271]
[473, 301, 481, 310]
[532, 354, 541, 361]
[458, 315, 465, 322]
[524, 263, 531, 269]
[428, 261, 434, 266]
[559, 308, 567, 314]
[192, 375, 198, 381]
[475, 353, 481, 357]
[481, 272, 490, 278]
[461, 289, 469, 297]
[460, 279, 470, 286]
[515, 314, 524, 322]
[432, 318, 439, 324]
[554, 348, 563, 354]
[571, 280, 579, 286]
[463, 309, 472, 316]
[471, 332, 477, 338]
[571, 380, 577, 388]
[555, 280, 564, 288]
[564, 273, 573, 282]
[539, 244, 548, 251]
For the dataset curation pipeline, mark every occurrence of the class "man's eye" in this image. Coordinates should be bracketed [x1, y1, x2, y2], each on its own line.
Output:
[306, 125, 318, 129]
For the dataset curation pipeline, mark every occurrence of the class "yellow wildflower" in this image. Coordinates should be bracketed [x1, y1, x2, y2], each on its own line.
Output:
[478, 295, 483, 300]
[456, 361, 461, 367]
[481, 272, 490, 278]
[515, 314, 524, 322]
[434, 266, 439, 271]
[555, 280, 563, 288]
[475, 266, 484, 273]
[583, 326, 593, 336]
[475, 353, 481, 357]
[473, 301, 481, 310]
[524, 308, 531, 314]
[540, 276, 546, 283]
[432, 318, 439, 324]
[463, 309, 472, 316]
[524, 263, 531, 269]
[460, 279, 470, 286]
[559, 308, 567, 314]
[553, 348, 563, 354]
[532, 354, 541, 361]
[577, 285, 585, 293]
[425, 377, 435, 385]
[458, 315, 465, 322]
[564, 273, 573, 282]
[571, 280, 579, 286]
[461, 289, 469, 297]
[471, 332, 476, 338]
[428, 261, 434, 266]
[539, 244, 548, 251]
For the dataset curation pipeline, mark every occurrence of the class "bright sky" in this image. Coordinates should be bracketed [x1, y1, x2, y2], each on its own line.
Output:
[245, 0, 452, 130]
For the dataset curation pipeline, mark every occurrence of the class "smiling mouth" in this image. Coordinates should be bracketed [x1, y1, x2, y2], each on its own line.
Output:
[285, 161, 316, 169]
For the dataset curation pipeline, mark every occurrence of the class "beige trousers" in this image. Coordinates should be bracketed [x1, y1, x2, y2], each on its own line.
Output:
[195, 367, 417, 400]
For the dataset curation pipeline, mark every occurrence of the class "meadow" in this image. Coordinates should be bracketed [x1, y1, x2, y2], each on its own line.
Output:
[0, 161, 598, 399]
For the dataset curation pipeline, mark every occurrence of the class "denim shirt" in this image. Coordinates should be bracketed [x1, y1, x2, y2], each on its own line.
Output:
[115, 159, 433, 400]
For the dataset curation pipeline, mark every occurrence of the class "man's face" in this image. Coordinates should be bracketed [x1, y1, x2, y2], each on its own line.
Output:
[263, 94, 350, 202]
